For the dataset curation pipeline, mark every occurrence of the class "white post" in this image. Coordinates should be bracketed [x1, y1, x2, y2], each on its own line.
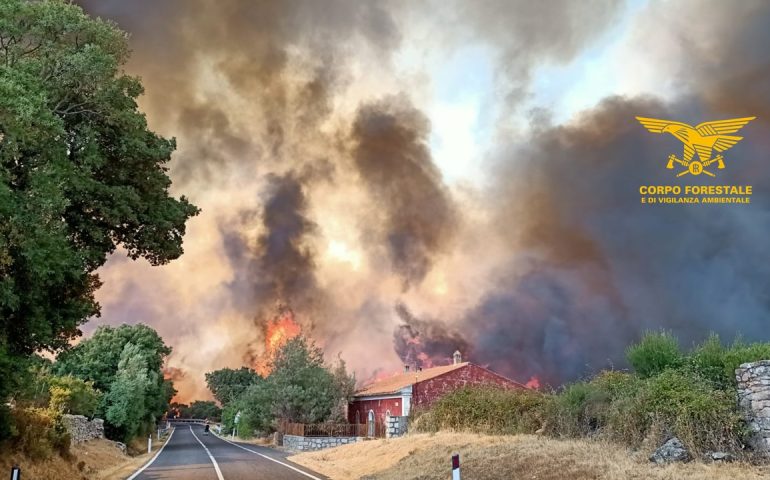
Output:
[452, 454, 461, 480]
[11, 466, 21, 480]
[147, 435, 152, 454]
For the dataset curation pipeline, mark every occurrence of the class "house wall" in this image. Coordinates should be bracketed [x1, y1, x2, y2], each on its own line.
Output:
[412, 364, 522, 408]
[347, 396, 402, 424]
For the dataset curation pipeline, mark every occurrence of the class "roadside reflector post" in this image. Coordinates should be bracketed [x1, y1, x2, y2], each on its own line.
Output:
[451, 453, 460, 480]
[147, 435, 152, 454]
[10, 465, 20, 480]
[157, 428, 160, 440]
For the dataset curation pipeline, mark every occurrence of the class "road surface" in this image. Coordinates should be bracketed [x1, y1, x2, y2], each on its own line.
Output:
[128, 424, 326, 480]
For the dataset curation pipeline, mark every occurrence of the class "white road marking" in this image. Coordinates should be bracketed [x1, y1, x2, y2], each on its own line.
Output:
[189, 425, 226, 480]
[126, 427, 176, 480]
[211, 432, 323, 480]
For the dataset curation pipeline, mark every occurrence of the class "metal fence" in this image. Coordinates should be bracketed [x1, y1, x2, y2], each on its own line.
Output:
[278, 420, 386, 438]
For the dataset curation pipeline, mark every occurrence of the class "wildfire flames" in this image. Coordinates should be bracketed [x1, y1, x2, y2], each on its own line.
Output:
[525, 376, 541, 389]
[254, 306, 302, 376]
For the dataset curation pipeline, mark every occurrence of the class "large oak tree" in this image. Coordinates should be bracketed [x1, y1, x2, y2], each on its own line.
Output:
[0, 0, 198, 434]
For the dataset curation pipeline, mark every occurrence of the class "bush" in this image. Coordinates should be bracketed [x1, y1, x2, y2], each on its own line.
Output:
[690, 334, 770, 390]
[545, 368, 743, 453]
[9, 408, 70, 460]
[641, 367, 744, 452]
[626, 331, 683, 378]
[48, 375, 101, 417]
[412, 386, 547, 435]
[545, 371, 644, 441]
[220, 404, 238, 435]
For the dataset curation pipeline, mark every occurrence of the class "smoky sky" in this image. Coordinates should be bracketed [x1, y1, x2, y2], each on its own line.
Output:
[393, 302, 470, 369]
[71, 0, 770, 399]
[470, 25, 770, 385]
[352, 96, 457, 288]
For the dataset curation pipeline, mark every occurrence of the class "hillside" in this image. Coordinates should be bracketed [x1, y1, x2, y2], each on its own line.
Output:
[0, 435, 167, 480]
[289, 432, 770, 480]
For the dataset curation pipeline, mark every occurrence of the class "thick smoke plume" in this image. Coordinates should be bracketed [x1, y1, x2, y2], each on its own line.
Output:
[73, 0, 770, 400]
[393, 303, 470, 369]
[352, 97, 457, 288]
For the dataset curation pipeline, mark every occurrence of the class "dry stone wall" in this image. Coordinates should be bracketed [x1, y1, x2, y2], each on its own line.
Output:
[736, 360, 770, 452]
[61, 414, 105, 444]
[283, 434, 362, 451]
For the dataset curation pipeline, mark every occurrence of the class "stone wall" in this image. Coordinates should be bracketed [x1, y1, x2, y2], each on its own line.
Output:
[386, 416, 408, 438]
[282, 434, 362, 451]
[61, 414, 105, 444]
[736, 360, 770, 452]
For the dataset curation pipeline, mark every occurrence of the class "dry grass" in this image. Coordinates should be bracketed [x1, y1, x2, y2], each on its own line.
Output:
[289, 432, 770, 480]
[0, 431, 171, 480]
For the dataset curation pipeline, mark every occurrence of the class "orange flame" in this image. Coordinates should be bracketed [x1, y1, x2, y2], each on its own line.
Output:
[255, 308, 302, 376]
[525, 375, 541, 389]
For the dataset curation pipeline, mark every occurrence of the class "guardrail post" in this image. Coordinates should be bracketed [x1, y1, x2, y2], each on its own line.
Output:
[10, 465, 20, 480]
[452, 454, 460, 480]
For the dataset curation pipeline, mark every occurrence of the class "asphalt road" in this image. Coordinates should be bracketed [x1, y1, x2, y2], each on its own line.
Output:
[128, 424, 327, 480]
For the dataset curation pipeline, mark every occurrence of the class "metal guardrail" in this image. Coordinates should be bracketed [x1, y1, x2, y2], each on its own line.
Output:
[168, 418, 210, 425]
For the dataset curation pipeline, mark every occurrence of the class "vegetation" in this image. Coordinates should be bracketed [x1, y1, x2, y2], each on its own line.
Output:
[0, 0, 197, 440]
[413, 331, 770, 455]
[55, 324, 174, 442]
[169, 401, 222, 420]
[205, 367, 261, 405]
[208, 336, 356, 438]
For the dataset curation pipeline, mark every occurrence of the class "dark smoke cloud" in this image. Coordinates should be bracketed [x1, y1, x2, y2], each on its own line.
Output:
[468, 9, 770, 386]
[352, 96, 457, 288]
[393, 303, 470, 369]
[77, 0, 400, 183]
[223, 170, 323, 312]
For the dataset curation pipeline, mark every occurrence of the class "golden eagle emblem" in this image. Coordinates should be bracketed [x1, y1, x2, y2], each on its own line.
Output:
[636, 116, 756, 177]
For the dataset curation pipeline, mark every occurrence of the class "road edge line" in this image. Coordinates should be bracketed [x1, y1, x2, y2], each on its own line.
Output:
[189, 425, 225, 480]
[126, 427, 175, 480]
[211, 431, 323, 480]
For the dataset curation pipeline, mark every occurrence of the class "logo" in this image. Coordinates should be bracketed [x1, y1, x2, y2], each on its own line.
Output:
[636, 116, 755, 177]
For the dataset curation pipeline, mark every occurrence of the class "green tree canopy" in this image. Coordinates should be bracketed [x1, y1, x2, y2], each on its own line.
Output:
[223, 337, 356, 437]
[0, 0, 198, 435]
[188, 400, 222, 420]
[55, 324, 173, 441]
[205, 367, 261, 405]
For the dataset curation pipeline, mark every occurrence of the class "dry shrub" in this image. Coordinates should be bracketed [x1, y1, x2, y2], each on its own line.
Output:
[412, 386, 547, 435]
[9, 408, 70, 460]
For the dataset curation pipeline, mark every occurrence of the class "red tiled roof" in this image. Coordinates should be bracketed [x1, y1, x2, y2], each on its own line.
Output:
[355, 362, 470, 397]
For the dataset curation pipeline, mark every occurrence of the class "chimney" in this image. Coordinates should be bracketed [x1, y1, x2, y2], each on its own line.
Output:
[453, 350, 462, 365]
[404, 365, 410, 373]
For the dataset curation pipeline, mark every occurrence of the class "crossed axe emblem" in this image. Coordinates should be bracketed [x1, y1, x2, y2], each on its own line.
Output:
[666, 154, 725, 177]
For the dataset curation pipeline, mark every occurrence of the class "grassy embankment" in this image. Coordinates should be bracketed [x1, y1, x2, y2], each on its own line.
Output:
[0, 422, 171, 480]
[290, 432, 770, 480]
